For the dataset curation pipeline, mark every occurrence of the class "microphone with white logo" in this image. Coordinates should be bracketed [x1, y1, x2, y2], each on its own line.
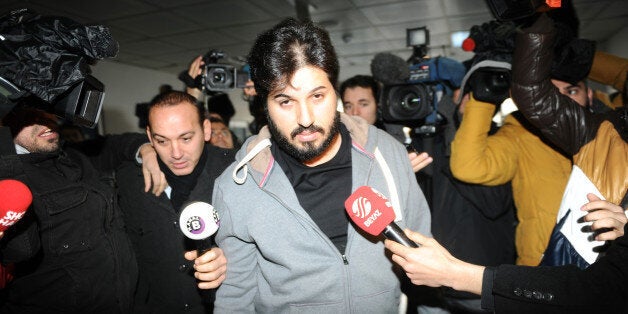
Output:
[179, 201, 220, 254]
[344, 186, 418, 248]
[0, 179, 33, 232]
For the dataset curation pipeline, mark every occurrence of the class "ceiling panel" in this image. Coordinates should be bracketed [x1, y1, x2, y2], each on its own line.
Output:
[35, 0, 157, 22]
[0, 0, 624, 77]
[109, 12, 200, 37]
[442, 0, 492, 16]
[174, 1, 272, 28]
[447, 13, 494, 32]
[160, 29, 237, 50]
[361, 0, 445, 25]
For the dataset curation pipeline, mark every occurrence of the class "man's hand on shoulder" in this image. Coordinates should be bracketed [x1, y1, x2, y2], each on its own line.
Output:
[139, 143, 167, 196]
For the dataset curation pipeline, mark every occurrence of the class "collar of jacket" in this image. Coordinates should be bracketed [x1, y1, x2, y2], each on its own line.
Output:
[231, 113, 373, 185]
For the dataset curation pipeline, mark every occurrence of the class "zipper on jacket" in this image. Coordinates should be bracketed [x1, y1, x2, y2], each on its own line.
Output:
[341, 254, 348, 265]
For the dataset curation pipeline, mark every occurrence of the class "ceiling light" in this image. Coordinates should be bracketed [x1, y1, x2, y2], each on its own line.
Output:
[451, 31, 470, 48]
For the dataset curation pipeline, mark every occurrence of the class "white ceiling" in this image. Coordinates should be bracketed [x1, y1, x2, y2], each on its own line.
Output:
[2, 0, 627, 76]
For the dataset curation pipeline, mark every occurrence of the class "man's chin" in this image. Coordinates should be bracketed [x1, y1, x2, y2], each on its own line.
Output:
[170, 167, 192, 176]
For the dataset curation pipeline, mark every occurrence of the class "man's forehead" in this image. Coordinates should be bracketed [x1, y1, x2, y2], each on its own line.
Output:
[551, 78, 585, 89]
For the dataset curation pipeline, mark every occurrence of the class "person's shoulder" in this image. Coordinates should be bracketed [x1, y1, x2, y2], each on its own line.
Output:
[370, 126, 405, 150]
[114, 160, 143, 185]
[206, 144, 236, 171]
[206, 144, 236, 160]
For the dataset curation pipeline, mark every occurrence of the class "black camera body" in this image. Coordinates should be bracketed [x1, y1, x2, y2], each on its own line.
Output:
[201, 50, 249, 92]
[381, 56, 465, 130]
[0, 9, 112, 129]
[486, 0, 550, 21]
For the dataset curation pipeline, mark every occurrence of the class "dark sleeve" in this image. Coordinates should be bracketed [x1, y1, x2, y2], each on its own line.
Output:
[481, 267, 496, 311]
[445, 167, 514, 220]
[510, 14, 603, 156]
[0, 210, 40, 263]
[70, 132, 148, 172]
[489, 226, 628, 313]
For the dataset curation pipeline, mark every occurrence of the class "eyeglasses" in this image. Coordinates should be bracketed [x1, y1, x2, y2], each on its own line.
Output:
[211, 129, 230, 137]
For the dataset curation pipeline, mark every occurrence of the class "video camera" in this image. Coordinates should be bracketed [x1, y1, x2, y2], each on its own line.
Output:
[201, 50, 249, 92]
[0, 9, 112, 128]
[486, 0, 561, 21]
[375, 27, 465, 134]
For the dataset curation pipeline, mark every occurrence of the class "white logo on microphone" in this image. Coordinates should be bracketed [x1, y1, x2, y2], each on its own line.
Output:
[351, 196, 371, 219]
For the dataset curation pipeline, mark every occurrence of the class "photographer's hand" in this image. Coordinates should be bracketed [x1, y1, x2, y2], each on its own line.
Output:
[408, 151, 433, 173]
[186, 55, 204, 99]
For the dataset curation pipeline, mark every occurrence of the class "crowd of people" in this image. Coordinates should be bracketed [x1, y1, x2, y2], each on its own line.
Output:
[0, 4, 626, 314]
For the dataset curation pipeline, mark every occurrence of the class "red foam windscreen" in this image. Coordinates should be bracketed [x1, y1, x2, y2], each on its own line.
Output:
[0, 179, 33, 232]
[344, 186, 396, 236]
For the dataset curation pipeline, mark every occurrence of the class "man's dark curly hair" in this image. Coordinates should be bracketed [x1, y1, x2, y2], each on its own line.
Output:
[247, 18, 339, 102]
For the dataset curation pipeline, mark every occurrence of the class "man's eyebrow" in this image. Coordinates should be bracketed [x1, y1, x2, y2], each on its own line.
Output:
[151, 131, 195, 139]
[272, 93, 290, 100]
[272, 85, 328, 100]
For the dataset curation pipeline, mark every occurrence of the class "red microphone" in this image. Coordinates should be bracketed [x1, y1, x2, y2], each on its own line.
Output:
[344, 186, 418, 248]
[0, 179, 33, 232]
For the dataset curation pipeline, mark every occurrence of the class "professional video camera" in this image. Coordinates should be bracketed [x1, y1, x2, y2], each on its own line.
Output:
[486, 0, 561, 21]
[0, 9, 114, 129]
[372, 27, 465, 134]
[200, 50, 249, 92]
[457, 0, 571, 107]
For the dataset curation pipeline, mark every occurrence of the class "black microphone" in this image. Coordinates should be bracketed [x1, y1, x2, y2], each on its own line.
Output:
[344, 186, 418, 248]
[179, 201, 220, 254]
[370, 52, 410, 85]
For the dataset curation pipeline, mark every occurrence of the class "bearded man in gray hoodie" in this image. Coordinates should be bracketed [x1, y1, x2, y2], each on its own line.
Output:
[212, 18, 432, 313]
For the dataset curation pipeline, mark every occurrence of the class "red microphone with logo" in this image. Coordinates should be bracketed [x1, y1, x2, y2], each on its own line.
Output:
[345, 186, 418, 248]
[0, 179, 33, 232]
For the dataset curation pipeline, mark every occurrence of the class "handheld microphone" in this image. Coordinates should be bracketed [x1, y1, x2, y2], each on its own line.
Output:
[0, 179, 33, 232]
[344, 186, 418, 248]
[179, 201, 220, 254]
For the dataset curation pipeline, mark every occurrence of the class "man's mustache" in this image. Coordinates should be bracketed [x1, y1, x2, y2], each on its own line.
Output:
[290, 125, 325, 139]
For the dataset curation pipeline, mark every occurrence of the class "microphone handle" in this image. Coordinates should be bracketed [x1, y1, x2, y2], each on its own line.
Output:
[383, 223, 419, 248]
[195, 239, 213, 256]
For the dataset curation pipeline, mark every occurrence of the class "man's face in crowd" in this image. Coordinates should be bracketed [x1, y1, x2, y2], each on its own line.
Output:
[147, 101, 211, 176]
[266, 65, 341, 165]
[210, 121, 234, 149]
[551, 79, 592, 107]
[342, 86, 378, 125]
[13, 109, 61, 154]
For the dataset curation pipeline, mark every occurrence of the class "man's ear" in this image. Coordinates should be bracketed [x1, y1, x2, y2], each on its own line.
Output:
[587, 87, 594, 107]
[146, 125, 154, 145]
[203, 118, 211, 142]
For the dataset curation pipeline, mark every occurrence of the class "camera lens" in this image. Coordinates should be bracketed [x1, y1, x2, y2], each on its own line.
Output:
[204, 65, 235, 91]
[385, 84, 432, 123]
[211, 69, 227, 84]
[400, 92, 420, 111]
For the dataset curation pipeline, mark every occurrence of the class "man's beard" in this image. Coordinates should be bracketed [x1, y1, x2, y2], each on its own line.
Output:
[30, 138, 60, 154]
[267, 111, 341, 163]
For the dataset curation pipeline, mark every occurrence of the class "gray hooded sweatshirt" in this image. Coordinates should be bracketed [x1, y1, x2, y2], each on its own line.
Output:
[213, 113, 431, 313]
